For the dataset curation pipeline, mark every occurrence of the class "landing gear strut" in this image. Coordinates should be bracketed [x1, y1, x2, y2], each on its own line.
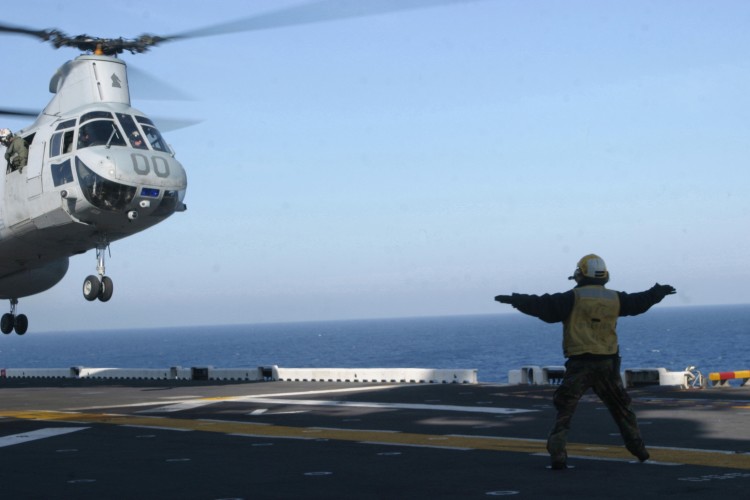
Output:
[1, 299, 28, 335]
[83, 243, 114, 302]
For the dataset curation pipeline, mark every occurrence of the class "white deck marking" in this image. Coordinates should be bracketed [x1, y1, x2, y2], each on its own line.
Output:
[529, 452, 683, 466]
[137, 400, 224, 414]
[140, 396, 534, 415]
[0, 427, 88, 448]
[238, 397, 535, 415]
[71, 385, 396, 411]
[75, 385, 536, 415]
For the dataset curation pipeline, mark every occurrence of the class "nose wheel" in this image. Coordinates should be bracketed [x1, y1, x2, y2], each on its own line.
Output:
[83, 242, 114, 302]
[1, 299, 28, 335]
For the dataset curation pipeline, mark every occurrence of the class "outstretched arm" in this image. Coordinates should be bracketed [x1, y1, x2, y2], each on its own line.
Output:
[495, 291, 575, 323]
[618, 283, 676, 316]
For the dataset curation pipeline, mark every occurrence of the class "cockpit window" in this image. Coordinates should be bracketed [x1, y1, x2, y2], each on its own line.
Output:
[136, 116, 170, 153]
[116, 113, 148, 150]
[77, 120, 126, 149]
[49, 130, 74, 157]
[80, 111, 114, 123]
[56, 119, 76, 130]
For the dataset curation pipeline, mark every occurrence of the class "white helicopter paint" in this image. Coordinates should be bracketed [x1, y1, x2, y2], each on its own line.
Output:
[0, 54, 187, 334]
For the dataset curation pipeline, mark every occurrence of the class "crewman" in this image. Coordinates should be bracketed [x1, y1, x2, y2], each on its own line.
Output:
[130, 130, 146, 149]
[494, 254, 676, 470]
[0, 128, 29, 173]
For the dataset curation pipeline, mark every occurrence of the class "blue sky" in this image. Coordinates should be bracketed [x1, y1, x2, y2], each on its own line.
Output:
[2, 0, 749, 332]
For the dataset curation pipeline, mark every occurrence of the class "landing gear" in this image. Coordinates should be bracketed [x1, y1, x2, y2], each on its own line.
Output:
[83, 243, 114, 302]
[83, 275, 113, 302]
[1, 299, 28, 335]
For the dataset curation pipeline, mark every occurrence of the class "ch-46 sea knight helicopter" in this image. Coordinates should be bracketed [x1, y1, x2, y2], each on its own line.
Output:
[0, 27, 193, 335]
[0, 0, 478, 335]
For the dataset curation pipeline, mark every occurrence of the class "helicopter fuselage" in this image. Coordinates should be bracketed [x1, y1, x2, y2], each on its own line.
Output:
[0, 54, 187, 302]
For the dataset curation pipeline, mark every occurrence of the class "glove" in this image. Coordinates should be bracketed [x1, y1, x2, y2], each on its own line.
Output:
[654, 283, 676, 296]
[495, 294, 513, 304]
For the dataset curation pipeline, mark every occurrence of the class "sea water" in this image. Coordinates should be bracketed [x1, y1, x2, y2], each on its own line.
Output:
[0, 305, 746, 382]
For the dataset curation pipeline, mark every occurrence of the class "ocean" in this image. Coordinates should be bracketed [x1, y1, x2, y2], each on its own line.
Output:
[0, 305, 747, 383]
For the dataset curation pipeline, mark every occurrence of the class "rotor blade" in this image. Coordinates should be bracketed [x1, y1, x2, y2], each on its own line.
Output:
[128, 66, 194, 101]
[0, 108, 39, 118]
[0, 21, 51, 41]
[150, 117, 203, 132]
[166, 0, 485, 40]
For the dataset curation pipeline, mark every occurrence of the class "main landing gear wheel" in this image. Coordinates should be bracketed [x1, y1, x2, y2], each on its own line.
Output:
[1, 313, 14, 334]
[100, 276, 113, 302]
[83, 275, 100, 301]
[2, 299, 28, 335]
[83, 275, 114, 302]
[84, 242, 115, 302]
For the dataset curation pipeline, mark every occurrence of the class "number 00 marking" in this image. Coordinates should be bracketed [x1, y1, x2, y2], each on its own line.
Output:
[131, 153, 170, 178]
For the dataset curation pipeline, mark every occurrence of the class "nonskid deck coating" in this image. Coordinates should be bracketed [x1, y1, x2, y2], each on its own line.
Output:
[0, 378, 748, 498]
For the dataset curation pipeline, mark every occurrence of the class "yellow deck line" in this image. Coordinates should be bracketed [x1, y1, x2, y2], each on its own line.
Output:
[1, 410, 748, 470]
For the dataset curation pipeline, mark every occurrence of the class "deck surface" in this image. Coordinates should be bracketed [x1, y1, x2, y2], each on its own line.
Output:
[0, 378, 748, 498]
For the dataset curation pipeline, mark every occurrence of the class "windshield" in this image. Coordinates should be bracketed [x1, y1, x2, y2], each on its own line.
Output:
[116, 113, 148, 150]
[136, 116, 170, 153]
[77, 120, 126, 149]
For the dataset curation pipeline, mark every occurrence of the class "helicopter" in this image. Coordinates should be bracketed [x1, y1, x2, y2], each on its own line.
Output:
[0, 31, 193, 335]
[0, 0, 482, 335]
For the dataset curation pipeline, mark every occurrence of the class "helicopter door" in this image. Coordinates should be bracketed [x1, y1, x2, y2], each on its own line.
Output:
[3, 162, 31, 232]
[2, 134, 40, 231]
[25, 136, 43, 199]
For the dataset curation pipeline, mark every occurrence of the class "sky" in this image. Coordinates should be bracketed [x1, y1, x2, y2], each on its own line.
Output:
[1, 0, 749, 332]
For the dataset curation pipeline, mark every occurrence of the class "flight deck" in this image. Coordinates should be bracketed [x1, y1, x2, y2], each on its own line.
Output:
[0, 377, 748, 499]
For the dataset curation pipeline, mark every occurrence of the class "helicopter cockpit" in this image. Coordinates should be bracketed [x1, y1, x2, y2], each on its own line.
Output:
[55, 111, 171, 154]
[77, 111, 126, 149]
[41, 108, 186, 219]
[131, 115, 169, 152]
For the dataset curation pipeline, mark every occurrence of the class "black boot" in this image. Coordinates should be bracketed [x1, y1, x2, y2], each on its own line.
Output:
[627, 439, 650, 462]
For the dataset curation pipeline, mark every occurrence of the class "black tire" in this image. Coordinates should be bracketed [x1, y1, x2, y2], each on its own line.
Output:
[14, 314, 28, 335]
[1, 313, 13, 334]
[83, 275, 101, 301]
[99, 276, 114, 302]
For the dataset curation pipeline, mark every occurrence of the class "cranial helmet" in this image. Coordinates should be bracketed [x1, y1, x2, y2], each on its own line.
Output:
[0, 128, 11, 144]
[570, 254, 609, 282]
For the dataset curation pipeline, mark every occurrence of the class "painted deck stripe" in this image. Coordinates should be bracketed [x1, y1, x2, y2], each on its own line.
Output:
[0, 427, 88, 448]
[137, 400, 223, 414]
[229, 397, 535, 415]
[1, 410, 749, 470]
[113, 391, 535, 416]
[70, 385, 398, 411]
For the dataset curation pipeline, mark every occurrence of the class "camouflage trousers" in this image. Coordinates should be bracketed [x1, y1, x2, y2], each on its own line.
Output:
[547, 356, 645, 459]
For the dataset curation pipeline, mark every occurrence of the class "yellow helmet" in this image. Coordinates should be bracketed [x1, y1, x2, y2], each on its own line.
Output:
[571, 254, 609, 282]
